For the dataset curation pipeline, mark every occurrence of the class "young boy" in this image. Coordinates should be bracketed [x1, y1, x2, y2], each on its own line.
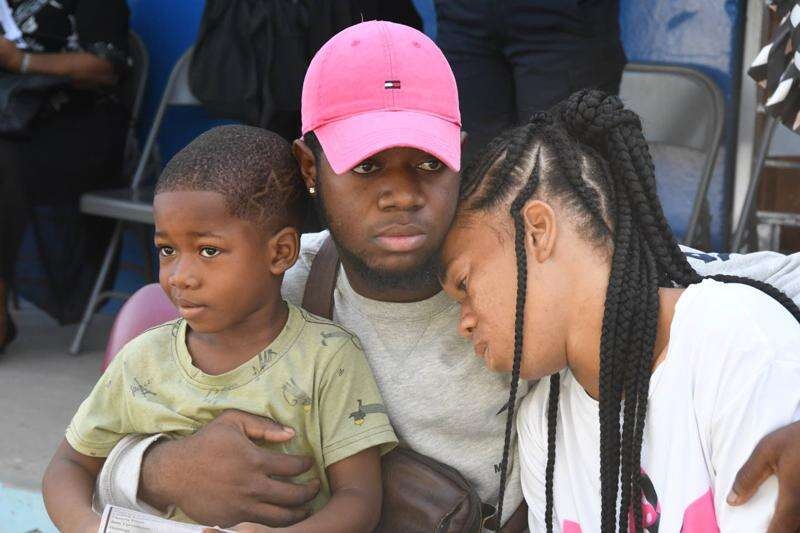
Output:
[42, 125, 397, 533]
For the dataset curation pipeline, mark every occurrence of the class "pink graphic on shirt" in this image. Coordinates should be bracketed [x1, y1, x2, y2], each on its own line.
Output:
[680, 488, 719, 533]
[560, 476, 719, 532]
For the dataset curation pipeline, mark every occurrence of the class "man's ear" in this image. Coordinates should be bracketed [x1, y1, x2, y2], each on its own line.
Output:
[522, 200, 557, 263]
[292, 139, 317, 191]
[267, 227, 301, 275]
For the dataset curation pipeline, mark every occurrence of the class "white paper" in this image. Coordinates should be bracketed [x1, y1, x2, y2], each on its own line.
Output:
[98, 505, 232, 533]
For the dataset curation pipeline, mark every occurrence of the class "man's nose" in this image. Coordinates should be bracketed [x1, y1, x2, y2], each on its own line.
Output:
[377, 171, 425, 212]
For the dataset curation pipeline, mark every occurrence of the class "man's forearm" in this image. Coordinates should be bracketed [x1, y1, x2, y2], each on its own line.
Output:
[139, 438, 182, 512]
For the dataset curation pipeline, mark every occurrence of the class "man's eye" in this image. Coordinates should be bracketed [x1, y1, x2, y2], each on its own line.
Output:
[158, 246, 175, 257]
[200, 247, 221, 258]
[352, 161, 380, 174]
[418, 159, 443, 172]
[457, 277, 467, 293]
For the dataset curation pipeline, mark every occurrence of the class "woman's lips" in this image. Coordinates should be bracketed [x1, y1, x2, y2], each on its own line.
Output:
[374, 234, 427, 252]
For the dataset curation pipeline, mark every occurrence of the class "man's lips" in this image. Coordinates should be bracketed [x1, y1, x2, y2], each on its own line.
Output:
[374, 225, 427, 253]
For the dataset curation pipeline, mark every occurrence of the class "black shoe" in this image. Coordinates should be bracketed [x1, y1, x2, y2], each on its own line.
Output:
[0, 314, 17, 355]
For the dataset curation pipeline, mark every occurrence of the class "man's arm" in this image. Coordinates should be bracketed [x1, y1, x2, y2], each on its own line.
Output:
[729, 422, 800, 533]
[43, 439, 105, 533]
[222, 447, 383, 533]
[98, 410, 320, 527]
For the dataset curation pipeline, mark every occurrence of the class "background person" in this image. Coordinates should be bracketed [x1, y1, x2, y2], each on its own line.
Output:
[435, 0, 626, 163]
[0, 0, 130, 352]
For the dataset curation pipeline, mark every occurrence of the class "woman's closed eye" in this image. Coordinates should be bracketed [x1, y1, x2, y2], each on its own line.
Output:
[199, 246, 221, 258]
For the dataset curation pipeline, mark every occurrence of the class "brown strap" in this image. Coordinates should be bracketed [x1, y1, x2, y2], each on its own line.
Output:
[301, 235, 340, 320]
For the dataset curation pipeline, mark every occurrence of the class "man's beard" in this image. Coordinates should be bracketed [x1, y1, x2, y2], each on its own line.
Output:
[313, 190, 440, 293]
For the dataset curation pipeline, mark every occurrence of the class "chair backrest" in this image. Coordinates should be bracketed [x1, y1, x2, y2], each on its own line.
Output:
[620, 63, 724, 152]
[126, 31, 149, 126]
[130, 47, 201, 189]
[102, 283, 178, 370]
[619, 63, 725, 246]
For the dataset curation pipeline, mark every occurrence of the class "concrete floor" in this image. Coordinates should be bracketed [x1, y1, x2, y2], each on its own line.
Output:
[0, 302, 112, 532]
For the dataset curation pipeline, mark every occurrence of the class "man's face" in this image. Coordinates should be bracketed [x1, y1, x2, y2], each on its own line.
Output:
[305, 145, 460, 290]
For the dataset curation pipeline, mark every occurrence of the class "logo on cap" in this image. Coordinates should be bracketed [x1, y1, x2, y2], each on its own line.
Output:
[384, 80, 401, 90]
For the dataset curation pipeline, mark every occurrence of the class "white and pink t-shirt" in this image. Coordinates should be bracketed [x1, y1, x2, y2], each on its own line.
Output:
[518, 279, 800, 532]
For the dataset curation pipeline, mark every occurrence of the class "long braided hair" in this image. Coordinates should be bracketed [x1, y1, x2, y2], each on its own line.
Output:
[459, 90, 800, 532]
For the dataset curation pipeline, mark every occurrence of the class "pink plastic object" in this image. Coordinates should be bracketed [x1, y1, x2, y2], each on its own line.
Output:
[102, 283, 178, 371]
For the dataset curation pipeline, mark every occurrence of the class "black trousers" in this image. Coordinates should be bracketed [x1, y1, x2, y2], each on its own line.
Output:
[0, 96, 127, 315]
[435, 0, 627, 163]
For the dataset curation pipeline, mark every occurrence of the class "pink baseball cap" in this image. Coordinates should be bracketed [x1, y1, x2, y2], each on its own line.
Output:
[301, 21, 462, 174]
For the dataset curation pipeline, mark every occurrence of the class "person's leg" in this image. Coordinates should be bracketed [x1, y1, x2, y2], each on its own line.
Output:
[0, 139, 27, 348]
[15, 97, 128, 323]
[435, 0, 516, 164]
[500, 0, 626, 122]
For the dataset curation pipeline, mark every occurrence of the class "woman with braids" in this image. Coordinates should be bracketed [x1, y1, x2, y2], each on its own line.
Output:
[439, 89, 800, 532]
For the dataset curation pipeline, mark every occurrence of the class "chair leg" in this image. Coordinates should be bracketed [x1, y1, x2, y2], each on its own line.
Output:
[731, 115, 778, 252]
[69, 221, 123, 355]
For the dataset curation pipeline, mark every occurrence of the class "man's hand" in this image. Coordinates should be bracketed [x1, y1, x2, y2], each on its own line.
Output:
[0, 38, 23, 72]
[140, 409, 320, 528]
[728, 421, 800, 533]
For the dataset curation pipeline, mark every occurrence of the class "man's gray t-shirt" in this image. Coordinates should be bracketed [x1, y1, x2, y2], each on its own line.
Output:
[282, 231, 529, 519]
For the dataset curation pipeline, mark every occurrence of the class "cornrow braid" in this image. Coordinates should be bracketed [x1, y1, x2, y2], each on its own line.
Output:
[459, 88, 800, 533]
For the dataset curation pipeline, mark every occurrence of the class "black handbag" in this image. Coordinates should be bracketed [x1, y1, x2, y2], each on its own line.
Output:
[0, 71, 68, 137]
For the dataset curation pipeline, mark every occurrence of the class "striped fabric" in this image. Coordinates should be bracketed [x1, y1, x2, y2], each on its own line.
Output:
[749, 1, 800, 132]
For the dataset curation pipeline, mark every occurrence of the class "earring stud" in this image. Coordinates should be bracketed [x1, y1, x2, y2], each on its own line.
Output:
[309, 186, 316, 195]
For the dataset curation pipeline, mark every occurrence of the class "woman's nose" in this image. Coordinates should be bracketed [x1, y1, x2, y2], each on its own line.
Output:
[458, 306, 477, 339]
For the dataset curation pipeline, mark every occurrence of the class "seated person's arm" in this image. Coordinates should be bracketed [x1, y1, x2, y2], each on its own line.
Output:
[43, 439, 105, 533]
[227, 447, 383, 533]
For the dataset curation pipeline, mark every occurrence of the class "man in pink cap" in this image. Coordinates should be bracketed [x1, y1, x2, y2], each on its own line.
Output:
[92, 20, 800, 533]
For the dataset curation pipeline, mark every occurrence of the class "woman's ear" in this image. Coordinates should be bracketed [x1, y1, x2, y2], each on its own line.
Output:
[292, 139, 317, 191]
[268, 227, 301, 275]
[522, 200, 557, 263]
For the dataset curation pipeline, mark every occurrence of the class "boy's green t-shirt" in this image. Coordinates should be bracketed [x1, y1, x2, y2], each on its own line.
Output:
[66, 303, 397, 522]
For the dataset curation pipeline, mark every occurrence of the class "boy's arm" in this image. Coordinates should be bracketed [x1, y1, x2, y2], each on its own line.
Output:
[43, 439, 106, 533]
[221, 447, 382, 533]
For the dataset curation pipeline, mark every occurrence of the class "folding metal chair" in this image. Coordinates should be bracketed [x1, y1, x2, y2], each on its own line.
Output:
[619, 63, 725, 248]
[70, 47, 199, 355]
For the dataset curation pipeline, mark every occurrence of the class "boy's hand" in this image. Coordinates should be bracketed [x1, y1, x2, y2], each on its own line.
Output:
[728, 421, 800, 533]
[140, 409, 319, 527]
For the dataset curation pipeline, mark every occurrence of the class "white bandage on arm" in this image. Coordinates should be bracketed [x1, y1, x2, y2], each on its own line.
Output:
[93, 433, 175, 518]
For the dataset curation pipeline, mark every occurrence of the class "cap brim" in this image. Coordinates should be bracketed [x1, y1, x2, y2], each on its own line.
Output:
[313, 110, 461, 174]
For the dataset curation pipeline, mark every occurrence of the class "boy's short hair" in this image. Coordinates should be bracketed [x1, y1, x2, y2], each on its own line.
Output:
[156, 125, 307, 231]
